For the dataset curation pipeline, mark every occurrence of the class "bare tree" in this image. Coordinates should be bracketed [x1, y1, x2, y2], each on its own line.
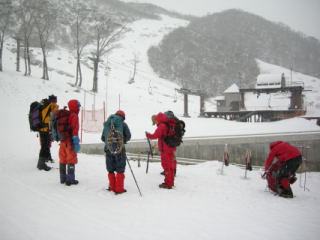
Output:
[67, 0, 92, 87]
[33, 0, 58, 80]
[16, 0, 36, 76]
[128, 52, 139, 84]
[12, 35, 22, 72]
[90, 14, 126, 92]
[0, 0, 13, 72]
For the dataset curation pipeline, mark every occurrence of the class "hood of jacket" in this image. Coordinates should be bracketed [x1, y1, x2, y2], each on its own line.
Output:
[155, 112, 168, 125]
[270, 141, 283, 150]
[68, 99, 80, 114]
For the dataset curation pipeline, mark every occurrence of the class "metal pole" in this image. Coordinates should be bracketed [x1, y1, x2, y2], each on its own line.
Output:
[126, 158, 142, 197]
[118, 94, 121, 110]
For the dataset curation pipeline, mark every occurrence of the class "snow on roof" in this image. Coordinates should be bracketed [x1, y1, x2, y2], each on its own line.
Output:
[256, 73, 283, 84]
[224, 83, 239, 93]
[214, 95, 225, 101]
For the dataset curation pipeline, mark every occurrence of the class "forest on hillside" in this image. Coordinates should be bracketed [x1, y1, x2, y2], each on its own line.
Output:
[0, 0, 189, 92]
[148, 9, 320, 96]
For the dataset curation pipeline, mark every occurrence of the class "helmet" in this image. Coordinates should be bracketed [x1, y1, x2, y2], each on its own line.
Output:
[116, 110, 125, 120]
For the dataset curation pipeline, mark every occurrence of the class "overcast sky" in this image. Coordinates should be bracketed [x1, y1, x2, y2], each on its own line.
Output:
[121, 0, 320, 40]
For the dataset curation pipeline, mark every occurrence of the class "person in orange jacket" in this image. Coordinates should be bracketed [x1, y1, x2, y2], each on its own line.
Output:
[263, 141, 302, 198]
[146, 112, 176, 189]
[59, 99, 81, 186]
[37, 95, 59, 171]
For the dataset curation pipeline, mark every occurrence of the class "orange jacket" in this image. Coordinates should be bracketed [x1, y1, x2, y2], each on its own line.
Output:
[39, 103, 59, 132]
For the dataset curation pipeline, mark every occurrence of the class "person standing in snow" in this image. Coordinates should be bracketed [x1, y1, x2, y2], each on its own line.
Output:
[59, 99, 81, 186]
[152, 111, 178, 177]
[37, 94, 58, 171]
[146, 112, 176, 189]
[101, 110, 131, 194]
[263, 141, 302, 198]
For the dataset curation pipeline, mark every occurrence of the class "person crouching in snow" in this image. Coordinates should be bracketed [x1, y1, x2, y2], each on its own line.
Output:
[263, 141, 302, 198]
[146, 112, 176, 189]
[101, 110, 131, 194]
[59, 100, 81, 186]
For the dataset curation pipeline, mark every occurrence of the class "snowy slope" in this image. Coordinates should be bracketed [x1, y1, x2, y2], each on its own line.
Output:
[1, 14, 320, 240]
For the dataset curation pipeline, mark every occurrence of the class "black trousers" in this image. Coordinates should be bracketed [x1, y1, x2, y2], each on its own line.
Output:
[105, 150, 127, 173]
[278, 156, 302, 178]
[39, 131, 51, 160]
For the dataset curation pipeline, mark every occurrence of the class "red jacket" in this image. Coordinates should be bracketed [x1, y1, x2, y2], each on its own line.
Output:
[61, 100, 79, 143]
[264, 141, 301, 170]
[146, 112, 176, 153]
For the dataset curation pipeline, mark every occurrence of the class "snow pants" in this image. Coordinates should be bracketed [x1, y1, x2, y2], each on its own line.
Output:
[59, 141, 78, 164]
[161, 150, 175, 187]
[39, 131, 52, 160]
[105, 150, 126, 173]
[267, 156, 302, 192]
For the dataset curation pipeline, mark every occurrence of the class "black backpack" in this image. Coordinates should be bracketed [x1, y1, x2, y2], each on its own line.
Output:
[164, 114, 185, 147]
[28, 99, 51, 132]
[28, 101, 43, 131]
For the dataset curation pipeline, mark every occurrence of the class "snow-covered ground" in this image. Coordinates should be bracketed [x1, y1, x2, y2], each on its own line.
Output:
[1, 14, 320, 240]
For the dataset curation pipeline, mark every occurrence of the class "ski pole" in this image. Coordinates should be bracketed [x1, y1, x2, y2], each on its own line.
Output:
[145, 132, 153, 174]
[126, 157, 142, 197]
[262, 160, 279, 179]
[146, 151, 150, 174]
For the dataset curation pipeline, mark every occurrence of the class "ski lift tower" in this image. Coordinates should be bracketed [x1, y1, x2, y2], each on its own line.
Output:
[176, 88, 207, 117]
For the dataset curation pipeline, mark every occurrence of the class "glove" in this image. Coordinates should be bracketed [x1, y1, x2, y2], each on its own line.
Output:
[72, 136, 80, 153]
[261, 172, 267, 179]
[145, 132, 151, 139]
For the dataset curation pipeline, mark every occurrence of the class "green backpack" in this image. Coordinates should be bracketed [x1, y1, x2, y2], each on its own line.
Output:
[102, 114, 124, 155]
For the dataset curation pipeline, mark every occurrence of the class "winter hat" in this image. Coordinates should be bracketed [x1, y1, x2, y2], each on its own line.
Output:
[49, 94, 57, 103]
[116, 110, 125, 120]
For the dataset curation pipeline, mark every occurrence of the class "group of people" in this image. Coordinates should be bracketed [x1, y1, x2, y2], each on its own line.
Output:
[35, 95, 303, 198]
[100, 111, 178, 194]
[36, 95, 81, 186]
[35, 95, 178, 193]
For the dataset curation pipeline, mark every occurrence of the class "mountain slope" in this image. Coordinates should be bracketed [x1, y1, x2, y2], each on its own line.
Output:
[148, 9, 320, 96]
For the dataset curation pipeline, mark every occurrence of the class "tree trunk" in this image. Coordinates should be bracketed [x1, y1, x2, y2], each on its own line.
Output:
[41, 46, 49, 80]
[74, 58, 79, 86]
[16, 38, 20, 72]
[92, 59, 98, 92]
[0, 37, 3, 72]
[23, 40, 27, 76]
[26, 40, 31, 76]
[78, 60, 83, 87]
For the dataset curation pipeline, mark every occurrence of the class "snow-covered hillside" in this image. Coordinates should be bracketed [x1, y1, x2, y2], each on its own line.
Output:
[1, 14, 320, 142]
[1, 14, 320, 240]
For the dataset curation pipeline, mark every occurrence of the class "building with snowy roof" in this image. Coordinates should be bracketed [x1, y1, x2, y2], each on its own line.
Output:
[215, 83, 241, 112]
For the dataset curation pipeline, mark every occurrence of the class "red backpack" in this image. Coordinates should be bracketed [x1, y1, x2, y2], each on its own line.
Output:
[51, 108, 71, 141]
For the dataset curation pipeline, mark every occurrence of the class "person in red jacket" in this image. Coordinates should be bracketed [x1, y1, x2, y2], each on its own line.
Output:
[146, 112, 176, 189]
[59, 99, 81, 186]
[263, 141, 302, 198]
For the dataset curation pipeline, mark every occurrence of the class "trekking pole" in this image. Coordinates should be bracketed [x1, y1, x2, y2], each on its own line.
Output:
[126, 157, 142, 197]
[145, 132, 153, 174]
[262, 159, 280, 179]
[244, 151, 248, 179]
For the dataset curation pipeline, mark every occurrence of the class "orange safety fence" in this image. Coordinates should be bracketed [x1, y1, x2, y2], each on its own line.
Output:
[81, 107, 106, 133]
